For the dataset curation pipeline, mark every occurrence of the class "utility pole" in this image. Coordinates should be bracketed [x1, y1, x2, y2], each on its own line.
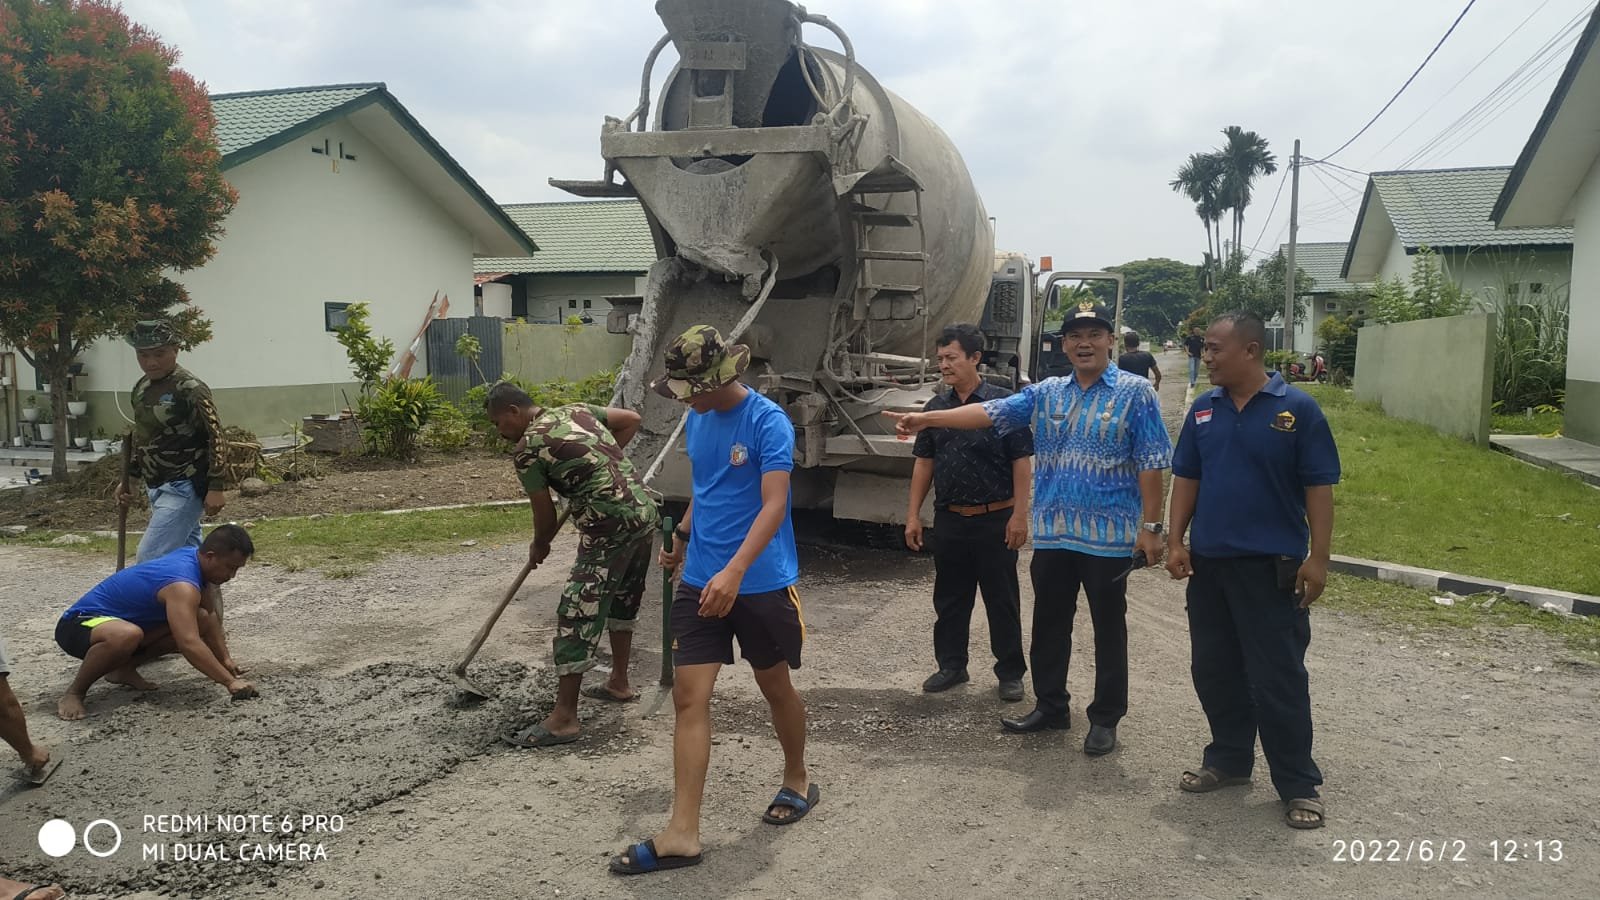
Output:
[1284, 139, 1301, 353]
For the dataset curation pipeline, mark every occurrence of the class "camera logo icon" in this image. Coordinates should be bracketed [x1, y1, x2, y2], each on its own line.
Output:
[38, 818, 123, 858]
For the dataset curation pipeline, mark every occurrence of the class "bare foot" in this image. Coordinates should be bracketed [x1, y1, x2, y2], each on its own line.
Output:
[641, 828, 701, 861]
[56, 694, 87, 721]
[107, 667, 160, 691]
[0, 878, 65, 900]
[23, 746, 51, 780]
[598, 681, 637, 702]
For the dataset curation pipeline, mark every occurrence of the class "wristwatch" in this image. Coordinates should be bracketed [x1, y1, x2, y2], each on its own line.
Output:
[1141, 522, 1165, 535]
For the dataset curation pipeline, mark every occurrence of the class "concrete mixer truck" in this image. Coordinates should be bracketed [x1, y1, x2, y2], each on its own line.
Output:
[553, 0, 1026, 525]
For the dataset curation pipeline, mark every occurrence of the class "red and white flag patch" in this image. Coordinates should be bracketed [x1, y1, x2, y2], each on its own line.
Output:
[1195, 409, 1213, 425]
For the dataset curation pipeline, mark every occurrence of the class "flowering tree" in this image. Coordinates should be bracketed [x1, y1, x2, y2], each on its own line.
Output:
[0, 0, 236, 475]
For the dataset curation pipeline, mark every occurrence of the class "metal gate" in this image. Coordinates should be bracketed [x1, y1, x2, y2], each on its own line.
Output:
[425, 316, 503, 405]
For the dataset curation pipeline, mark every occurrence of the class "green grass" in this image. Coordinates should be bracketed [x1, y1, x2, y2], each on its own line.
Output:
[1491, 409, 1564, 436]
[0, 504, 532, 577]
[1322, 574, 1600, 662]
[1303, 386, 1600, 595]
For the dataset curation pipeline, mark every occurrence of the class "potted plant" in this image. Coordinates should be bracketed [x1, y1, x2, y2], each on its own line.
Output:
[21, 396, 39, 423]
[92, 428, 111, 453]
[36, 403, 54, 442]
[67, 392, 88, 417]
[74, 435, 90, 449]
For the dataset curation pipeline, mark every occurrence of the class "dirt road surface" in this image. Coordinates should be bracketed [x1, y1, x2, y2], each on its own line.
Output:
[2, 353, 1596, 898]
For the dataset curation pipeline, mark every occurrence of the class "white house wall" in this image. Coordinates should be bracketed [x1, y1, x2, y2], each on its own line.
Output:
[179, 121, 474, 388]
[12, 120, 476, 433]
[524, 274, 643, 324]
[1568, 157, 1600, 444]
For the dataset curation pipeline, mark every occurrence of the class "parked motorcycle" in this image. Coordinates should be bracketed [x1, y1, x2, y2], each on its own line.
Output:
[1286, 353, 1328, 384]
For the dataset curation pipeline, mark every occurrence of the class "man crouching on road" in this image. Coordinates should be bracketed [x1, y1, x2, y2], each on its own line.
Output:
[56, 524, 256, 720]
[611, 325, 813, 876]
[487, 382, 660, 748]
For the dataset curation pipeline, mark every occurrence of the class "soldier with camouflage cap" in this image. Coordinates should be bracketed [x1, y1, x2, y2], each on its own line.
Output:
[118, 320, 229, 565]
[486, 383, 660, 748]
[611, 325, 813, 877]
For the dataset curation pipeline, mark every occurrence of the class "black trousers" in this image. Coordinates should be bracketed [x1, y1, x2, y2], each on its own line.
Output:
[1029, 549, 1128, 726]
[931, 508, 1025, 680]
[1187, 554, 1322, 801]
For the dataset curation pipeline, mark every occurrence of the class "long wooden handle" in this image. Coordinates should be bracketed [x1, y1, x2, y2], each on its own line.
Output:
[455, 559, 536, 672]
[453, 507, 573, 671]
[116, 431, 135, 572]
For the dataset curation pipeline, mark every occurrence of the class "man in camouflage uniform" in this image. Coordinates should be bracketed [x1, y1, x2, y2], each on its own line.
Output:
[486, 381, 660, 748]
[117, 320, 228, 564]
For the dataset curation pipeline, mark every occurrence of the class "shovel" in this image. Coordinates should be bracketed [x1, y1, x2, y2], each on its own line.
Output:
[116, 431, 135, 572]
[447, 509, 571, 700]
[659, 514, 675, 688]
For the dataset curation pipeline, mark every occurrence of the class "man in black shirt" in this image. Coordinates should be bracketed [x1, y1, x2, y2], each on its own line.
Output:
[1117, 332, 1161, 390]
[905, 324, 1034, 701]
[1184, 325, 1206, 387]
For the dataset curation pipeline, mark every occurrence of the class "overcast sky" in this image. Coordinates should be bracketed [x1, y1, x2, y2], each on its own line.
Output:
[121, 0, 1596, 270]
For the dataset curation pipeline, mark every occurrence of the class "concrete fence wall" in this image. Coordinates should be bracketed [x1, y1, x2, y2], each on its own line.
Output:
[501, 323, 633, 384]
[1354, 313, 1495, 445]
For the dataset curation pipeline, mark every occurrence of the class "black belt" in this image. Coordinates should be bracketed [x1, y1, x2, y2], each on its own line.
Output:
[942, 498, 1015, 517]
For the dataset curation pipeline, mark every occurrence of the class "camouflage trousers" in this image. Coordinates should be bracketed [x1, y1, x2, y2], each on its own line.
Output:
[552, 522, 657, 676]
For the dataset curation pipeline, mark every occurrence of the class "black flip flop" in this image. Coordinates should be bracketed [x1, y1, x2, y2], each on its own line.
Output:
[14, 886, 65, 900]
[610, 839, 702, 875]
[582, 684, 639, 704]
[762, 782, 820, 825]
[501, 724, 580, 749]
[13, 752, 64, 787]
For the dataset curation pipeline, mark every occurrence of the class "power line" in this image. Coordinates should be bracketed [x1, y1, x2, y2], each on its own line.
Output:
[1416, 53, 1570, 167]
[1323, 0, 1480, 161]
[1304, 158, 1370, 179]
[1360, 0, 1557, 167]
[1307, 167, 1360, 217]
[1246, 167, 1291, 258]
[1394, 5, 1591, 170]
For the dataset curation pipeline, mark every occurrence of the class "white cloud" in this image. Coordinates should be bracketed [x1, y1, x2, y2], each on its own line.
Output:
[119, 0, 1590, 268]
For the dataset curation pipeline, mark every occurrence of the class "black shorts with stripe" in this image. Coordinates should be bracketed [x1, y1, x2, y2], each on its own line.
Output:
[671, 580, 805, 670]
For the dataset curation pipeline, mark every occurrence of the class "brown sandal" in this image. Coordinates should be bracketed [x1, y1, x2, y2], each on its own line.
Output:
[1179, 766, 1252, 793]
[1285, 797, 1325, 829]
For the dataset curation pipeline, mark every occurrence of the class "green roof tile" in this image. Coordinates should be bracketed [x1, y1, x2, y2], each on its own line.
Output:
[211, 84, 383, 158]
[1370, 167, 1573, 250]
[1280, 242, 1356, 294]
[476, 200, 656, 275]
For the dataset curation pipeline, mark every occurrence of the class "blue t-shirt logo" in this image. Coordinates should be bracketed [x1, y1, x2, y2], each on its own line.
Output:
[730, 442, 749, 466]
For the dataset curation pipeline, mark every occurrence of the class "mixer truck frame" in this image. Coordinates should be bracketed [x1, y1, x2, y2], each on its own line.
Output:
[554, 0, 1107, 526]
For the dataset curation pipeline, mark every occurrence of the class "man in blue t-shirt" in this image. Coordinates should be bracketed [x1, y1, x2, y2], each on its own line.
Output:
[1166, 312, 1341, 830]
[54, 524, 258, 720]
[610, 326, 812, 877]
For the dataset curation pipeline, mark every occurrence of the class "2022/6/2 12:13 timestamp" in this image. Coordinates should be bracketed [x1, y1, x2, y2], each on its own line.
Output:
[1332, 839, 1566, 863]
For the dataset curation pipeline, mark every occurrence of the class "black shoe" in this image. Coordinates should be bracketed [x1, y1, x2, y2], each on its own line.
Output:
[1083, 724, 1117, 756]
[997, 679, 1024, 702]
[922, 669, 969, 693]
[1001, 707, 1070, 733]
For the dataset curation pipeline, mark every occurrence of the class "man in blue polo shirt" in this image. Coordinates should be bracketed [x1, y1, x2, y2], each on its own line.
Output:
[1166, 311, 1340, 830]
[889, 303, 1171, 756]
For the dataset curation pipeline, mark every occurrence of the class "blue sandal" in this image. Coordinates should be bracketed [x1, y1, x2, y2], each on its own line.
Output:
[609, 839, 702, 875]
[762, 783, 820, 825]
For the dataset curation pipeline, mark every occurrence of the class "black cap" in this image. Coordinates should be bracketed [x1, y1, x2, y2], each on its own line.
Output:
[1059, 302, 1115, 334]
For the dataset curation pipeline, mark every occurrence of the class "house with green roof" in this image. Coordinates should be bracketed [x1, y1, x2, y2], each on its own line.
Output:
[17, 83, 534, 436]
[1340, 166, 1573, 307]
[1492, 4, 1600, 446]
[1279, 241, 1361, 352]
[475, 199, 656, 325]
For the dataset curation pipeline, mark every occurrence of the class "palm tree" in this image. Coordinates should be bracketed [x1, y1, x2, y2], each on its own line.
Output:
[1170, 151, 1226, 289]
[1217, 126, 1277, 252]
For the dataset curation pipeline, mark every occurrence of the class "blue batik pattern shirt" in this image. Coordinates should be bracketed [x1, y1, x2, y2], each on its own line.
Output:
[984, 365, 1172, 557]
